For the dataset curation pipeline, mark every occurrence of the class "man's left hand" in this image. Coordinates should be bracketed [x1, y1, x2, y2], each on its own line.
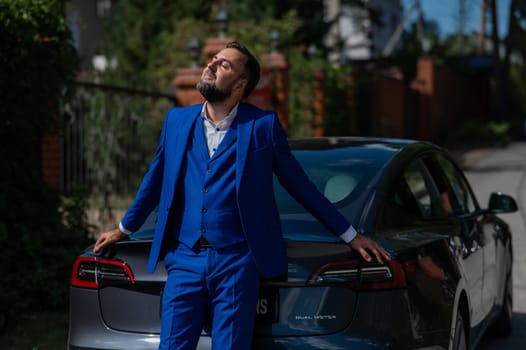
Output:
[349, 234, 391, 264]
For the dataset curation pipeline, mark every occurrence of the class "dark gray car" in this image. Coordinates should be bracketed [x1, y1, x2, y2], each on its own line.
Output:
[69, 137, 517, 349]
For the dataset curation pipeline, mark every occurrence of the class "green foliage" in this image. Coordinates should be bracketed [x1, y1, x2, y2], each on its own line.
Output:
[67, 84, 171, 222]
[442, 120, 511, 149]
[288, 51, 319, 137]
[0, 0, 90, 330]
[0, 311, 68, 349]
[509, 64, 526, 134]
[149, 10, 302, 89]
[323, 64, 357, 136]
[1, 0, 78, 132]
[288, 49, 355, 137]
[229, 10, 301, 57]
[226, 0, 276, 21]
[151, 17, 214, 88]
[99, 0, 213, 88]
[226, 0, 327, 46]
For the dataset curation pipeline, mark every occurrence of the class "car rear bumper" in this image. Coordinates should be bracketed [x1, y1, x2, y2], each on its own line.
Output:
[69, 287, 211, 350]
[68, 287, 443, 350]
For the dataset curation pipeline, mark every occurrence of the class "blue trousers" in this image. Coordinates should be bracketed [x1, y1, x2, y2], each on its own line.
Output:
[159, 242, 260, 350]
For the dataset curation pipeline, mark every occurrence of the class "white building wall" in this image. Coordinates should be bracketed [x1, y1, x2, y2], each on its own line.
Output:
[325, 0, 402, 62]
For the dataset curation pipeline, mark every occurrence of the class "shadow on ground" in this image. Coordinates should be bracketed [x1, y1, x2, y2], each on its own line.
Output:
[479, 312, 526, 349]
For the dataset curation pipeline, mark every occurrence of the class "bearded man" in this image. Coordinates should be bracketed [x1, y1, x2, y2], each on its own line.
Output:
[94, 41, 390, 350]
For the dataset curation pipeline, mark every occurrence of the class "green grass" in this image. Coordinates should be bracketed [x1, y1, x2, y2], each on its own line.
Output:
[0, 311, 69, 350]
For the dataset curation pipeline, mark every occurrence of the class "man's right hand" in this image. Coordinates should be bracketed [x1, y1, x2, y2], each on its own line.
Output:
[93, 228, 127, 254]
[349, 234, 391, 264]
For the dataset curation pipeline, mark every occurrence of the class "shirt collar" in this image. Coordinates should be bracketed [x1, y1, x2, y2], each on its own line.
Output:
[201, 102, 239, 130]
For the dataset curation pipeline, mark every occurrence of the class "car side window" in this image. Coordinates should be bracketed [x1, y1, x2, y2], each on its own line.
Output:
[381, 159, 446, 230]
[434, 154, 476, 215]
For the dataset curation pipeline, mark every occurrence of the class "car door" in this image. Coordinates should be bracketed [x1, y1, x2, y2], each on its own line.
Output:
[378, 157, 458, 344]
[432, 154, 493, 324]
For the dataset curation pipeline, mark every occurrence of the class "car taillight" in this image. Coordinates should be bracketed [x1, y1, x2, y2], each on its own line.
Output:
[309, 259, 406, 290]
[71, 257, 135, 289]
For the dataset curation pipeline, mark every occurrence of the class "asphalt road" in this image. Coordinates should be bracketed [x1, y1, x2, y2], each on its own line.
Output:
[458, 141, 526, 349]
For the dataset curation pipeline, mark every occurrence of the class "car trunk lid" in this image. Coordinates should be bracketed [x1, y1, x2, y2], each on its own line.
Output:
[92, 240, 402, 336]
[255, 241, 359, 336]
[95, 240, 166, 333]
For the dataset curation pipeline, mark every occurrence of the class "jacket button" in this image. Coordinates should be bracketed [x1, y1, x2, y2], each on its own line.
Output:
[201, 227, 206, 233]
[204, 187, 209, 193]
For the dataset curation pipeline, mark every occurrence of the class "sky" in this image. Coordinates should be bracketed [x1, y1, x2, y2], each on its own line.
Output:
[401, 0, 511, 38]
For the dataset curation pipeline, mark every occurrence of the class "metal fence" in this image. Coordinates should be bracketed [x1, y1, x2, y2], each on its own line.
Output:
[61, 81, 177, 219]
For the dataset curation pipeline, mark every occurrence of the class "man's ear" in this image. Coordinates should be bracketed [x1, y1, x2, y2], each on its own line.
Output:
[234, 78, 248, 92]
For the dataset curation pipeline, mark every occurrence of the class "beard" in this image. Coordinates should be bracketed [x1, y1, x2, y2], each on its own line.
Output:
[196, 80, 233, 103]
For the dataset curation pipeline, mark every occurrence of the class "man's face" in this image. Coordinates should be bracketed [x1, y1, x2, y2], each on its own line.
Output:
[197, 48, 248, 102]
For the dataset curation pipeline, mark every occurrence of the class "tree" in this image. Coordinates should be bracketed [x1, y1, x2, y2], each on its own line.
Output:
[0, 0, 90, 330]
[98, 0, 214, 89]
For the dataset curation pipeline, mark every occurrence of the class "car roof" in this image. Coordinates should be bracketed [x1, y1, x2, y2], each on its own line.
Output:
[289, 136, 421, 149]
[288, 137, 440, 159]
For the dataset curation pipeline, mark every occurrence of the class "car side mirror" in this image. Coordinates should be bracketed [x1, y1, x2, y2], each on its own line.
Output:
[488, 192, 518, 213]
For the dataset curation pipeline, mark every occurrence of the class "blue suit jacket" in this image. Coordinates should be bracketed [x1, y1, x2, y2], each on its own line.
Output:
[121, 103, 350, 278]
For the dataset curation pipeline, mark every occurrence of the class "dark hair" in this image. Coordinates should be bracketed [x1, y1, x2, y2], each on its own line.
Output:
[226, 41, 260, 99]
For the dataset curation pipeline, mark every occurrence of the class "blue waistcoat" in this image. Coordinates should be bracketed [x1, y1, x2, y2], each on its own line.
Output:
[174, 117, 245, 249]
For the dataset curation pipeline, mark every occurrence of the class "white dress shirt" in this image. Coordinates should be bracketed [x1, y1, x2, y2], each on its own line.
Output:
[201, 102, 238, 157]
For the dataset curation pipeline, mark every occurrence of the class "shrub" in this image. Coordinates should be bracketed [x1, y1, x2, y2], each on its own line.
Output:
[441, 120, 511, 149]
[0, 0, 89, 330]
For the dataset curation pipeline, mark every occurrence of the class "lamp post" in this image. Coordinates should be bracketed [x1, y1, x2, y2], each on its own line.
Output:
[188, 37, 201, 68]
[203, 9, 234, 62]
[216, 10, 228, 38]
[172, 38, 205, 106]
[307, 43, 317, 60]
[259, 29, 288, 131]
[96, 0, 112, 18]
[92, 54, 108, 73]
[270, 29, 280, 54]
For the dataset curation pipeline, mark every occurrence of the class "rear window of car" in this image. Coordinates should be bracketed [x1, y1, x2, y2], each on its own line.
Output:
[275, 147, 389, 241]
[131, 145, 392, 242]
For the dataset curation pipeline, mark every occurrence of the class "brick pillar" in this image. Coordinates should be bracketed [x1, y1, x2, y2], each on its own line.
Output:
[41, 133, 61, 190]
[371, 67, 405, 138]
[172, 67, 205, 107]
[312, 68, 325, 136]
[203, 37, 235, 62]
[410, 55, 435, 140]
[259, 53, 289, 132]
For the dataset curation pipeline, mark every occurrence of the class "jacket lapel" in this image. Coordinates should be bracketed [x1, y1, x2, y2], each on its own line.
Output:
[236, 104, 255, 190]
[211, 117, 237, 160]
[166, 104, 202, 193]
